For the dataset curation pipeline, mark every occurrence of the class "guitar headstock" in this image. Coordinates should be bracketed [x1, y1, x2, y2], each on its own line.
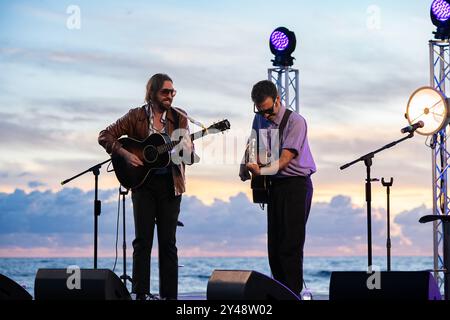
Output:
[207, 119, 230, 133]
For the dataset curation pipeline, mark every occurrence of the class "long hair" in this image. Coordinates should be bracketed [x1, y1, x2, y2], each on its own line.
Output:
[145, 73, 173, 103]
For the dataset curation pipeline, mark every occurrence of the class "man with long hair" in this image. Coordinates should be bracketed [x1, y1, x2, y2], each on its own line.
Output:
[99, 73, 196, 300]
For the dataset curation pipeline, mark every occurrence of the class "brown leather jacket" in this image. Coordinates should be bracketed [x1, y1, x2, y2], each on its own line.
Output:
[98, 105, 195, 195]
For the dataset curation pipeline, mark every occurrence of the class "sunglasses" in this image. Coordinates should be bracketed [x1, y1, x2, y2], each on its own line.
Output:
[253, 101, 275, 115]
[160, 88, 177, 97]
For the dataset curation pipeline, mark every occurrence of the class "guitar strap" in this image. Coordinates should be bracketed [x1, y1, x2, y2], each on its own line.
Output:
[170, 106, 207, 130]
[253, 108, 292, 166]
[250, 109, 292, 208]
[278, 109, 293, 148]
[171, 107, 198, 165]
[171, 107, 181, 131]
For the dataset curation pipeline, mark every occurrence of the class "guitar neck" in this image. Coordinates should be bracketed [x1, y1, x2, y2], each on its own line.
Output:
[156, 128, 211, 154]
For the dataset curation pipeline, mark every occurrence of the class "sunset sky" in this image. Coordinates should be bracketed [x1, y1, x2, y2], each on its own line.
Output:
[0, 0, 440, 258]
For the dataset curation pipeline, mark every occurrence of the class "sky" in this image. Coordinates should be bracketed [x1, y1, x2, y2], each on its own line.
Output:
[0, 0, 441, 258]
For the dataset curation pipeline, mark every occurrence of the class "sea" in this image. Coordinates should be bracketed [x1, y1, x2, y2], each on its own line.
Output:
[0, 256, 438, 299]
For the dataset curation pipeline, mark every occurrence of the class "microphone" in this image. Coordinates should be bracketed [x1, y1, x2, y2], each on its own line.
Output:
[400, 121, 424, 133]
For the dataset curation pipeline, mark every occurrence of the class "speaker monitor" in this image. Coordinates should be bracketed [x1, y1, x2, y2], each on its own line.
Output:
[34, 269, 131, 300]
[207, 270, 300, 300]
[329, 271, 441, 300]
[0, 274, 32, 300]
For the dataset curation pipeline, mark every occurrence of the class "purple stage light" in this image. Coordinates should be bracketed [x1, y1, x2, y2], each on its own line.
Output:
[432, 0, 450, 22]
[269, 27, 296, 66]
[270, 31, 289, 51]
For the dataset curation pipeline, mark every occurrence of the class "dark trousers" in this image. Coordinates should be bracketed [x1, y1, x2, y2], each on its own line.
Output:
[267, 175, 313, 296]
[131, 173, 181, 299]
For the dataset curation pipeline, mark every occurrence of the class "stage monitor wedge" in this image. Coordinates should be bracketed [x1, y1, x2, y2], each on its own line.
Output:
[0, 274, 32, 300]
[35, 268, 131, 300]
[329, 271, 441, 300]
[207, 270, 300, 300]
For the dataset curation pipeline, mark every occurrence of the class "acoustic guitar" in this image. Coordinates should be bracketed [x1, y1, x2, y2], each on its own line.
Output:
[112, 120, 230, 189]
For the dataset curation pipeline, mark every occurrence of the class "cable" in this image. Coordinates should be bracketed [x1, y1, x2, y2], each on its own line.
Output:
[425, 135, 432, 148]
[112, 186, 121, 272]
[107, 160, 115, 173]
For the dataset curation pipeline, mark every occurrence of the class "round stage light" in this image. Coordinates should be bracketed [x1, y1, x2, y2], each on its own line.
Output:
[432, 0, 450, 22]
[431, 0, 450, 39]
[269, 27, 296, 67]
[270, 31, 290, 51]
[405, 86, 449, 136]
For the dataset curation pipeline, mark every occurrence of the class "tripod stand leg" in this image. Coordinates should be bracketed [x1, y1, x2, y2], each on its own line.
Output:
[119, 187, 132, 286]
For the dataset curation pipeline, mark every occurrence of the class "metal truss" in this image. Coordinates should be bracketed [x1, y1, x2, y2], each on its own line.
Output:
[429, 40, 450, 293]
[268, 67, 300, 113]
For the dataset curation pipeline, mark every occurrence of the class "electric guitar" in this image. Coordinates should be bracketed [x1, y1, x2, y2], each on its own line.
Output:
[112, 119, 230, 189]
[247, 109, 293, 204]
[251, 175, 269, 204]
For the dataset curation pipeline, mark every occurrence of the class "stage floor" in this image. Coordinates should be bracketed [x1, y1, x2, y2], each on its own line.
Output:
[136, 293, 330, 301]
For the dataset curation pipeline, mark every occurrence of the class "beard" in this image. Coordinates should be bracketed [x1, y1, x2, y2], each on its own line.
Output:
[154, 97, 172, 110]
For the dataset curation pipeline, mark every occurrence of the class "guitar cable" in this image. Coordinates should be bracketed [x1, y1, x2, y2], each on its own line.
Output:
[112, 187, 121, 272]
[107, 161, 115, 173]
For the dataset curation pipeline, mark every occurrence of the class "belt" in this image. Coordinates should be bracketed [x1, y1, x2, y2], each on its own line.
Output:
[269, 175, 311, 185]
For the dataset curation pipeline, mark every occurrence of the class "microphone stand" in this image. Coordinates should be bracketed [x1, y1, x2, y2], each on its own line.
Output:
[381, 177, 393, 271]
[119, 186, 133, 286]
[61, 159, 111, 269]
[340, 132, 414, 270]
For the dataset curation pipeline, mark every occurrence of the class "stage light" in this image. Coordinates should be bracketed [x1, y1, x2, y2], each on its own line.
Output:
[269, 27, 296, 67]
[431, 0, 450, 40]
[405, 86, 449, 135]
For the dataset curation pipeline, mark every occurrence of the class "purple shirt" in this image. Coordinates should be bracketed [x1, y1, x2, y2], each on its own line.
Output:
[251, 105, 316, 177]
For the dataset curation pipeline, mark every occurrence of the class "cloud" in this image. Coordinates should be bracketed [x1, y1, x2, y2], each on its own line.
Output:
[307, 196, 434, 256]
[394, 205, 433, 254]
[26, 97, 130, 119]
[28, 181, 46, 188]
[0, 188, 117, 234]
[0, 117, 62, 149]
[306, 195, 383, 256]
[0, 47, 152, 80]
[0, 1, 438, 259]
[177, 193, 267, 255]
[0, 111, 103, 160]
[0, 188, 434, 257]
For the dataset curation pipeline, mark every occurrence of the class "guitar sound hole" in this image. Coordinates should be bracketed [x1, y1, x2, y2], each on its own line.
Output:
[143, 145, 158, 164]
